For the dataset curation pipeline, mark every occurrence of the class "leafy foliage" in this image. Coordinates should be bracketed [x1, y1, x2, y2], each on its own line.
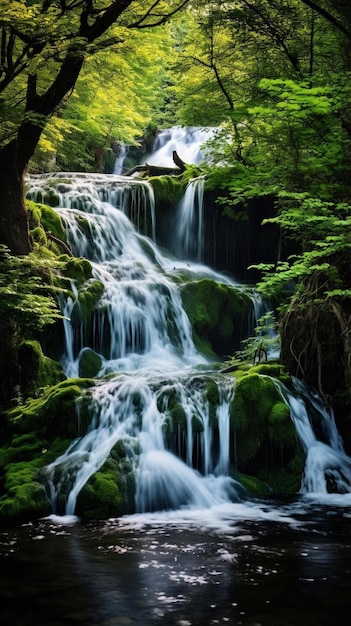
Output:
[0, 246, 63, 332]
[251, 193, 351, 306]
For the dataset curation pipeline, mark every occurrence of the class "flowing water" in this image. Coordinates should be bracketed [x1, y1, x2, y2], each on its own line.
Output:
[8, 164, 351, 624]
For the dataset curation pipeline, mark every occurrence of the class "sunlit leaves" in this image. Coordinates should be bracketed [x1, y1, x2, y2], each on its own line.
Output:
[252, 193, 351, 307]
[0, 245, 63, 332]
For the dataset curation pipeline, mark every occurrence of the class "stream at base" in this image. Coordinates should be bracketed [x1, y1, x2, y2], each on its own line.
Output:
[1, 496, 351, 626]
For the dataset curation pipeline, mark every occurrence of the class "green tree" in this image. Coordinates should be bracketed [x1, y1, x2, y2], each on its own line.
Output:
[0, 0, 189, 254]
[170, 0, 350, 199]
[34, 27, 172, 172]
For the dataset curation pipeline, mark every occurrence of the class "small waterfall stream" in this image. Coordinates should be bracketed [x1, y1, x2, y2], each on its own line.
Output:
[144, 126, 215, 168]
[26, 170, 351, 517]
[169, 176, 206, 262]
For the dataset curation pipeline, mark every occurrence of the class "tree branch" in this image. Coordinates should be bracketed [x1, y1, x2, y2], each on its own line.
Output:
[298, 0, 351, 41]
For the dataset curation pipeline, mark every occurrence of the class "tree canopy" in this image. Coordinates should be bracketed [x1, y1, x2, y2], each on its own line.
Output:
[0, 0, 189, 253]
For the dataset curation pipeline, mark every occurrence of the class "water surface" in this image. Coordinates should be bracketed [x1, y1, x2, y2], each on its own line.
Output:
[1, 497, 351, 626]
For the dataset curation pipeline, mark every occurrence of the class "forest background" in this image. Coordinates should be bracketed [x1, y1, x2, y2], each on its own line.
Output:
[0, 0, 350, 434]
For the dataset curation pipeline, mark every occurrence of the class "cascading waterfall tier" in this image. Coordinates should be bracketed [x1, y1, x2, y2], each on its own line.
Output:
[25, 172, 250, 514]
[45, 371, 239, 515]
[169, 176, 206, 262]
[283, 379, 351, 495]
[143, 126, 215, 168]
[27, 172, 156, 240]
[25, 172, 351, 516]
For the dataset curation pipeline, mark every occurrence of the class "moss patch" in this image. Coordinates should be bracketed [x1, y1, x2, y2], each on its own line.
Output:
[6, 378, 94, 440]
[18, 340, 65, 399]
[149, 175, 185, 204]
[0, 461, 50, 521]
[231, 373, 303, 492]
[181, 279, 252, 358]
[27, 200, 66, 242]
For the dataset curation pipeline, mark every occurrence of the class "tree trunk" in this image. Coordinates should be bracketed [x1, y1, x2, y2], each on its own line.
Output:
[0, 53, 85, 255]
[0, 141, 32, 255]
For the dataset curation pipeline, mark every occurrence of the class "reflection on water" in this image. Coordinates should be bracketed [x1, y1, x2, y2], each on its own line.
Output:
[1, 498, 351, 625]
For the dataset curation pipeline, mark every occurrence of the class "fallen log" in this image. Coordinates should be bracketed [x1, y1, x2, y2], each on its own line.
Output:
[124, 151, 187, 177]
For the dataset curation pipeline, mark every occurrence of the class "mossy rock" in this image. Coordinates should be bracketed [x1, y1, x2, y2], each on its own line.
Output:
[231, 373, 303, 489]
[149, 175, 185, 204]
[61, 257, 93, 287]
[181, 279, 252, 358]
[27, 200, 66, 241]
[18, 340, 65, 399]
[7, 378, 95, 440]
[0, 461, 51, 522]
[248, 363, 291, 387]
[0, 377, 95, 523]
[78, 348, 102, 378]
[72, 279, 105, 330]
[75, 458, 126, 519]
[31, 226, 48, 246]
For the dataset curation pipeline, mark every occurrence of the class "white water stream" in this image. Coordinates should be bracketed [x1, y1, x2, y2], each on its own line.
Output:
[25, 169, 351, 518]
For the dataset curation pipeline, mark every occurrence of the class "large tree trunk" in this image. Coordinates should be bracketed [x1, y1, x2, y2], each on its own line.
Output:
[0, 141, 32, 255]
[0, 53, 85, 255]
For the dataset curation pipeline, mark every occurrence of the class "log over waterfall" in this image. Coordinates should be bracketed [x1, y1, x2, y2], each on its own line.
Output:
[124, 150, 187, 177]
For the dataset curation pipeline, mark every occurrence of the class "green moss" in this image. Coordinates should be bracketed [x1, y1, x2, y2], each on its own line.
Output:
[170, 402, 187, 428]
[76, 458, 125, 519]
[75, 279, 104, 328]
[31, 226, 48, 246]
[248, 363, 291, 387]
[78, 348, 102, 378]
[232, 374, 281, 432]
[0, 461, 50, 521]
[62, 257, 93, 285]
[206, 379, 219, 405]
[18, 340, 65, 399]
[149, 175, 185, 204]
[181, 279, 252, 357]
[231, 372, 304, 492]
[26, 200, 66, 241]
[0, 378, 95, 522]
[233, 471, 270, 497]
[7, 378, 94, 440]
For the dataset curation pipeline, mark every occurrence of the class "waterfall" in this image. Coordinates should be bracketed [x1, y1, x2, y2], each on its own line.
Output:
[145, 127, 215, 167]
[281, 379, 351, 495]
[45, 371, 239, 515]
[27, 172, 156, 241]
[114, 126, 215, 171]
[113, 144, 127, 175]
[169, 177, 205, 262]
[25, 172, 351, 517]
[26, 172, 246, 515]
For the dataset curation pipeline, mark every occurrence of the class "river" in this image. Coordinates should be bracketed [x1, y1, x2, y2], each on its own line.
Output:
[1, 496, 351, 625]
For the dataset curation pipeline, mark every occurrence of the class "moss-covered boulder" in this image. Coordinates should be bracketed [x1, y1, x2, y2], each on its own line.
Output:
[61, 256, 93, 286]
[6, 378, 94, 440]
[75, 458, 126, 520]
[0, 460, 51, 522]
[78, 348, 103, 378]
[75, 438, 138, 519]
[27, 199, 67, 257]
[0, 379, 95, 523]
[18, 340, 65, 400]
[181, 278, 252, 358]
[149, 175, 185, 205]
[231, 373, 304, 492]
